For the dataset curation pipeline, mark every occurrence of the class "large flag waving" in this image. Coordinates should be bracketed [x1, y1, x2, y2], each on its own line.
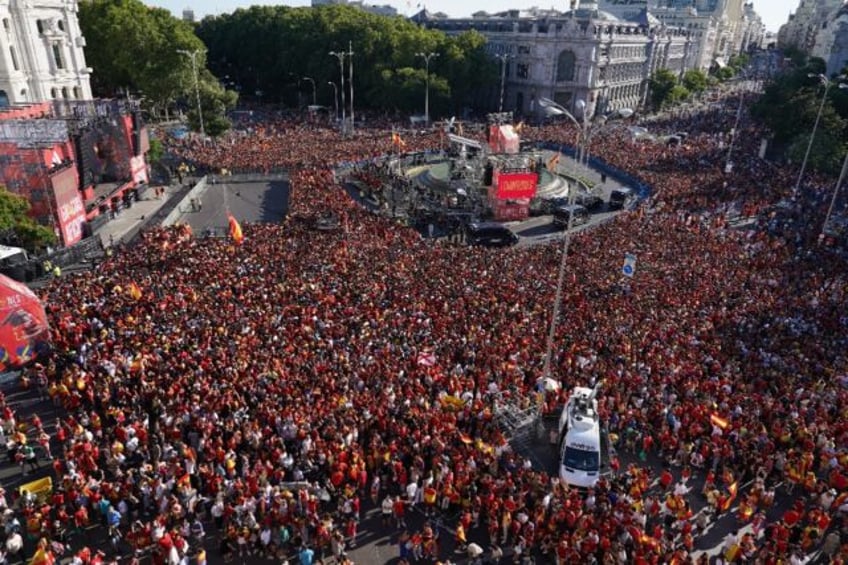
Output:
[391, 131, 406, 149]
[228, 214, 244, 244]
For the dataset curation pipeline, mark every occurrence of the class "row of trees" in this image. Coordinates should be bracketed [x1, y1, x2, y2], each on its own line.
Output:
[194, 5, 498, 118]
[751, 57, 848, 175]
[76, 1, 498, 130]
[78, 0, 237, 136]
[648, 54, 750, 110]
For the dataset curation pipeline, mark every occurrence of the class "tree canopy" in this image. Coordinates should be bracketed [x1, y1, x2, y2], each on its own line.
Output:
[79, 0, 238, 134]
[0, 188, 56, 251]
[194, 5, 497, 117]
[751, 60, 848, 175]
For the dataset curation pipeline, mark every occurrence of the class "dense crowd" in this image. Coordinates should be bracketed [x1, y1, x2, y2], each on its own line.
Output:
[1, 92, 846, 565]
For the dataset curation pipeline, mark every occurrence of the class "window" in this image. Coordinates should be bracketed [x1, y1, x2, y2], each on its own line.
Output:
[9, 46, 18, 71]
[57, 20, 64, 32]
[50, 88, 57, 98]
[36, 19, 44, 34]
[556, 50, 576, 82]
[73, 86, 82, 99]
[52, 44, 64, 69]
[2, 18, 9, 32]
[516, 63, 529, 79]
[62, 87, 69, 98]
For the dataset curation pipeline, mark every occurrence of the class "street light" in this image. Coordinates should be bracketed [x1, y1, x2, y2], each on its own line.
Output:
[793, 73, 847, 199]
[347, 41, 355, 133]
[302, 77, 316, 106]
[329, 50, 347, 128]
[328, 81, 338, 121]
[495, 53, 511, 113]
[415, 51, 439, 123]
[177, 48, 205, 136]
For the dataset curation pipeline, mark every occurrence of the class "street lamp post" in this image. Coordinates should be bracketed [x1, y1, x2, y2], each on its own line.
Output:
[302, 77, 316, 106]
[724, 91, 745, 174]
[347, 41, 355, 133]
[495, 54, 511, 113]
[328, 81, 338, 121]
[794, 73, 847, 199]
[415, 51, 439, 123]
[177, 48, 205, 136]
[329, 50, 346, 129]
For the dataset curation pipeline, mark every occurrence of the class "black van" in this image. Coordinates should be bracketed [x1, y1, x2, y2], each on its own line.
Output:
[466, 222, 519, 247]
[552, 205, 590, 229]
[608, 187, 633, 210]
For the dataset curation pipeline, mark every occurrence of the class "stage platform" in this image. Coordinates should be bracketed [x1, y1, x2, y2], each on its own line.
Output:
[409, 161, 570, 200]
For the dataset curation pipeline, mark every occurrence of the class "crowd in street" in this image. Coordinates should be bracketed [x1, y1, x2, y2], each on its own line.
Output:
[1, 94, 846, 565]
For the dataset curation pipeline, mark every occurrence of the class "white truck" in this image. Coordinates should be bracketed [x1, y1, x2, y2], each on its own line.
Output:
[557, 382, 609, 488]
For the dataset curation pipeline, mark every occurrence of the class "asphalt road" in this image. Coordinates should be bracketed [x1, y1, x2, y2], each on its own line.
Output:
[177, 178, 291, 234]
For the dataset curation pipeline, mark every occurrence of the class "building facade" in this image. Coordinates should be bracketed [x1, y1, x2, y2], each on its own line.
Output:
[779, 0, 848, 77]
[416, 1, 693, 118]
[601, 0, 763, 71]
[0, 0, 92, 107]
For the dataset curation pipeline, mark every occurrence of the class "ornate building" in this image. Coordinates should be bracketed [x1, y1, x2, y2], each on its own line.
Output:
[0, 0, 92, 107]
[414, 1, 693, 118]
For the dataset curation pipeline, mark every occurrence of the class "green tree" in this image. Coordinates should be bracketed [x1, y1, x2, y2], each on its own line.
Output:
[194, 5, 496, 115]
[681, 69, 709, 94]
[648, 69, 679, 110]
[79, 0, 237, 134]
[0, 188, 56, 251]
[714, 66, 735, 82]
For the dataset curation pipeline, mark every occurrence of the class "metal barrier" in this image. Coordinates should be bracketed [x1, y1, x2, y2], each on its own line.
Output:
[208, 172, 288, 184]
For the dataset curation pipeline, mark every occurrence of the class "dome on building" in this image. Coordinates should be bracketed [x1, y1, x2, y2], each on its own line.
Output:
[630, 8, 661, 27]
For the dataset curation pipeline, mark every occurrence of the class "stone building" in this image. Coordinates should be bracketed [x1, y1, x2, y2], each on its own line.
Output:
[0, 0, 92, 106]
[414, 1, 693, 118]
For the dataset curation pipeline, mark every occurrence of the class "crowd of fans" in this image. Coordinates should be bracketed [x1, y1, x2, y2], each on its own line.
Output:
[0, 91, 846, 565]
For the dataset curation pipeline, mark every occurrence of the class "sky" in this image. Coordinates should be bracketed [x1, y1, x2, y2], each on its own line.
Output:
[147, 0, 799, 32]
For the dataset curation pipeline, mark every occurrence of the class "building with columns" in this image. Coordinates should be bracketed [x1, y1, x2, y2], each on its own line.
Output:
[600, 0, 763, 71]
[414, 0, 693, 118]
[0, 0, 92, 107]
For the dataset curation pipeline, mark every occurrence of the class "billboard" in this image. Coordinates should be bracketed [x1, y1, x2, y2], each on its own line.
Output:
[494, 171, 538, 200]
[52, 167, 86, 245]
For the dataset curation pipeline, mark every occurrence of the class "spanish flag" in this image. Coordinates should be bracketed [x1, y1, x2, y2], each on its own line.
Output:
[228, 214, 244, 244]
[391, 132, 406, 148]
[719, 482, 738, 512]
[547, 152, 561, 170]
[515, 121, 525, 132]
[459, 433, 473, 445]
[710, 413, 729, 430]
[127, 281, 142, 301]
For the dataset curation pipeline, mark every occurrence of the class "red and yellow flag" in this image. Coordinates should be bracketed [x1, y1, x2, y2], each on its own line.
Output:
[710, 413, 729, 430]
[547, 153, 561, 170]
[391, 132, 406, 148]
[719, 482, 738, 512]
[127, 281, 142, 301]
[228, 214, 244, 244]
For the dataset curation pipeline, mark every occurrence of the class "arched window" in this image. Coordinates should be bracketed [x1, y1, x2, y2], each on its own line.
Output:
[556, 50, 576, 82]
[0, 90, 8, 108]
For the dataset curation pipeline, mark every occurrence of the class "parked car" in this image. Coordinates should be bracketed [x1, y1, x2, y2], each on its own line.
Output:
[552, 204, 590, 229]
[465, 222, 519, 247]
[608, 187, 633, 210]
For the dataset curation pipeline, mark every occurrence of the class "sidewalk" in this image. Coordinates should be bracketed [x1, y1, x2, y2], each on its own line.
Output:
[94, 183, 183, 247]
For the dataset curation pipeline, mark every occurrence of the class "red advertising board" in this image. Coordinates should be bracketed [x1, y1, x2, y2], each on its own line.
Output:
[0, 274, 50, 371]
[495, 171, 538, 200]
[51, 167, 86, 245]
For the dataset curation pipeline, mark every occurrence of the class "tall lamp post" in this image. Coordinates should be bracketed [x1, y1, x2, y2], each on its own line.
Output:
[177, 48, 205, 136]
[347, 41, 355, 133]
[495, 53, 511, 113]
[329, 50, 347, 129]
[536, 96, 632, 381]
[302, 77, 316, 106]
[328, 81, 338, 121]
[415, 51, 439, 123]
[794, 73, 847, 199]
